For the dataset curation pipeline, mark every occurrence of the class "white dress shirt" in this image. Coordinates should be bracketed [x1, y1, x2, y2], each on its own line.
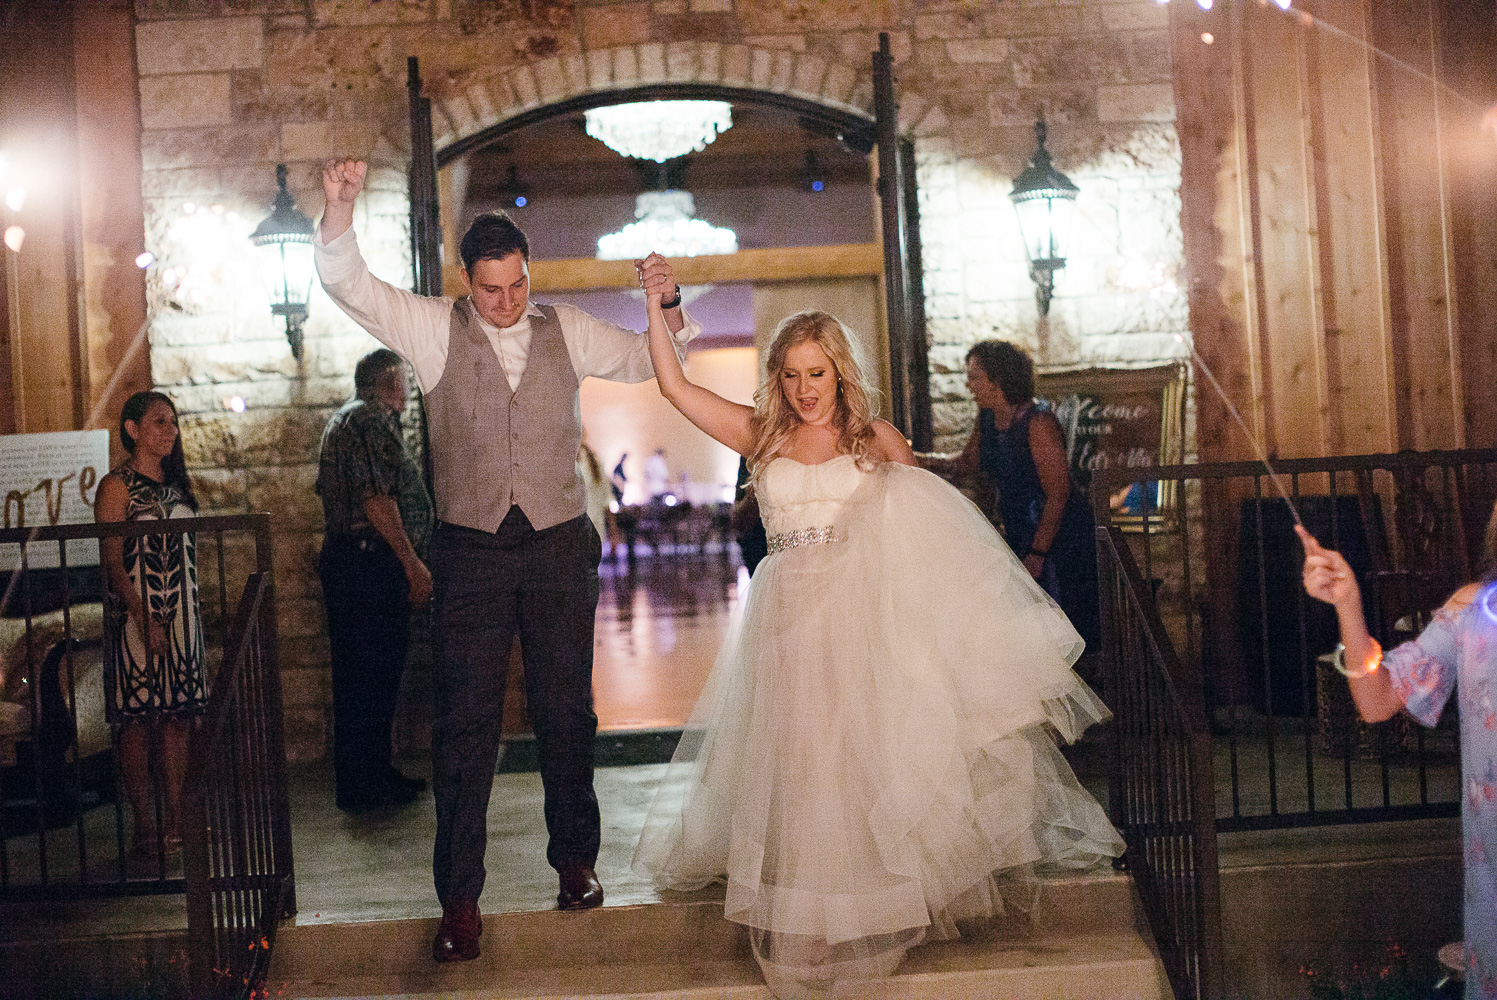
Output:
[314, 226, 700, 393]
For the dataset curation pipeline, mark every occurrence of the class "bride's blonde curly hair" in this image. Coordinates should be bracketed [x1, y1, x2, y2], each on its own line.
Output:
[746, 311, 880, 478]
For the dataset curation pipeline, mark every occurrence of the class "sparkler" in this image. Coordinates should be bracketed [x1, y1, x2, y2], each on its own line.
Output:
[1173, 332, 1304, 527]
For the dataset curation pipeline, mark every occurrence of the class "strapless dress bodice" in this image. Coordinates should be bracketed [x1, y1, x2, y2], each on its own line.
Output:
[756, 454, 865, 537]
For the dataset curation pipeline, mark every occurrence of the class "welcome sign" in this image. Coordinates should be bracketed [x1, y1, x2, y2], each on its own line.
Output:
[0, 429, 110, 570]
[1036, 364, 1188, 520]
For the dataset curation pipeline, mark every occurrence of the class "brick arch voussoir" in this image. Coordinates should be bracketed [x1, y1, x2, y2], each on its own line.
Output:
[427, 42, 946, 156]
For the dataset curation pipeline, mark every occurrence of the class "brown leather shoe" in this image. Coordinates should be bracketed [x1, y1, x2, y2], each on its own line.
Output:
[557, 865, 603, 911]
[432, 900, 482, 962]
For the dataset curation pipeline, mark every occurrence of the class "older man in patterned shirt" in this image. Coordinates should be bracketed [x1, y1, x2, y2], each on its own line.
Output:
[316, 348, 435, 812]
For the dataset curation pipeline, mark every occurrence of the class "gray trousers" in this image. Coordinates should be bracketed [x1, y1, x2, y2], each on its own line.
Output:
[429, 508, 602, 907]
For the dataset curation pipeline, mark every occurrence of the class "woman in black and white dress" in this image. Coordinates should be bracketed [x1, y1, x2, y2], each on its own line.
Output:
[96, 390, 204, 861]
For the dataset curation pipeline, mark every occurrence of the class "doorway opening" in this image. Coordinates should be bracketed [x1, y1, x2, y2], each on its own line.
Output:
[434, 89, 888, 735]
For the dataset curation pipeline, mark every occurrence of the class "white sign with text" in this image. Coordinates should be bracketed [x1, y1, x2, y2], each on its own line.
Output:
[1, 429, 110, 570]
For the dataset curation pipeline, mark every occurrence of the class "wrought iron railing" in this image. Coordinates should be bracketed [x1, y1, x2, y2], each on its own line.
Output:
[184, 567, 295, 998]
[1092, 449, 1492, 834]
[1098, 525, 1224, 1000]
[0, 514, 292, 997]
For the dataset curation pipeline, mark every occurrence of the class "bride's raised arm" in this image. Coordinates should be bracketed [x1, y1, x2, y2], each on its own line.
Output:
[644, 290, 756, 456]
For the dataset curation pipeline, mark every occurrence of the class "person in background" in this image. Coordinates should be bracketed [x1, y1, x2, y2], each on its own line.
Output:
[1300, 508, 1497, 999]
[644, 448, 671, 501]
[926, 340, 1100, 650]
[96, 391, 206, 864]
[315, 348, 433, 813]
[610, 453, 628, 505]
[731, 455, 768, 575]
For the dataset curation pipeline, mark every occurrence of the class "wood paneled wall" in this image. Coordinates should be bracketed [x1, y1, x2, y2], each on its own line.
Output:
[0, 0, 149, 448]
[1174, 0, 1497, 464]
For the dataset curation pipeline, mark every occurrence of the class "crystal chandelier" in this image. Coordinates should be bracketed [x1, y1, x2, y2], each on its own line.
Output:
[584, 101, 732, 162]
[597, 191, 737, 260]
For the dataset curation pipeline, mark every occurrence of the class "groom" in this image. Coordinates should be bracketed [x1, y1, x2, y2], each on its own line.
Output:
[315, 160, 696, 962]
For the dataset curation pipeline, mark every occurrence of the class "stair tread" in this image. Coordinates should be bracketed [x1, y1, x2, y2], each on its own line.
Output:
[274, 929, 1166, 1000]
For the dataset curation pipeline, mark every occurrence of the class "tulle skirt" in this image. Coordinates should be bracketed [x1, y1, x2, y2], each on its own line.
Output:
[632, 462, 1124, 998]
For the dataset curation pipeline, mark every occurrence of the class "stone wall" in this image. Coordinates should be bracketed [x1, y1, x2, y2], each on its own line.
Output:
[131, 0, 1187, 759]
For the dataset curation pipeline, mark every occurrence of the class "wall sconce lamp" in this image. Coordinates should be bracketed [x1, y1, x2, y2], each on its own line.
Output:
[1009, 118, 1079, 316]
[250, 164, 316, 360]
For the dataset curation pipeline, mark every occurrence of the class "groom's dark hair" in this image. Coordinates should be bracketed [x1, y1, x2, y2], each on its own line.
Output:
[460, 211, 530, 272]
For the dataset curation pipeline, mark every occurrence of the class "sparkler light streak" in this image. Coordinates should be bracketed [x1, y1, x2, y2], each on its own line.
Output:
[1173, 332, 1304, 527]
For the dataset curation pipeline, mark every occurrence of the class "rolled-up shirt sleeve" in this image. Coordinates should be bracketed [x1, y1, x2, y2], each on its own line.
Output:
[1382, 607, 1460, 727]
[555, 301, 702, 383]
[314, 226, 453, 393]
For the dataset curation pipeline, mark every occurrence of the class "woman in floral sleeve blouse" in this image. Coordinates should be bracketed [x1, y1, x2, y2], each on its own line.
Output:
[1299, 507, 1497, 1000]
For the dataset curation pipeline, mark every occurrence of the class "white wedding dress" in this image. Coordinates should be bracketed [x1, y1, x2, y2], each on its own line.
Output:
[632, 455, 1124, 998]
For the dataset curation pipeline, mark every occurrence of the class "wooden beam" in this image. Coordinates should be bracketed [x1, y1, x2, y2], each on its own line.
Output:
[74, 0, 151, 451]
[527, 243, 883, 292]
[1247, 4, 1328, 459]
[1306, 0, 1397, 456]
[1372, 0, 1463, 450]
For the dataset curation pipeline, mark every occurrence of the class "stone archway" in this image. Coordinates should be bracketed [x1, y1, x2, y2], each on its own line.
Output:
[421, 42, 947, 158]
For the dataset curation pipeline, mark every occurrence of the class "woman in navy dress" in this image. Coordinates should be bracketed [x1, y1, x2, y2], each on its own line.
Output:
[931, 341, 1100, 650]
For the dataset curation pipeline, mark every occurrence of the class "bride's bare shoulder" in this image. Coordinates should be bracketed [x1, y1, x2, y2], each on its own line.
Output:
[869, 420, 917, 466]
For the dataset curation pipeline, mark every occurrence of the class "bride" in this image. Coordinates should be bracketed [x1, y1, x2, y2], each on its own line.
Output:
[630, 293, 1123, 998]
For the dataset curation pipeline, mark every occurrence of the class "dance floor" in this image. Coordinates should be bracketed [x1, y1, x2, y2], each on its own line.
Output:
[591, 547, 745, 732]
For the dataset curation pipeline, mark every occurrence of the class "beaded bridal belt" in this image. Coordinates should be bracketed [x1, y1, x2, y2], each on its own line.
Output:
[765, 526, 839, 555]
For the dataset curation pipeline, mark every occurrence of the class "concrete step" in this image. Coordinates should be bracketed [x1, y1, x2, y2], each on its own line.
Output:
[268, 871, 1169, 1000]
[0, 928, 190, 1000]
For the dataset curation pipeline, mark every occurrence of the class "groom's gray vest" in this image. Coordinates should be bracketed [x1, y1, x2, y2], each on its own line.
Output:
[424, 299, 583, 533]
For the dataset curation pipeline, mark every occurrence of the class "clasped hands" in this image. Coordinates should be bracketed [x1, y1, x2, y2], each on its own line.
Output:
[635, 253, 678, 310]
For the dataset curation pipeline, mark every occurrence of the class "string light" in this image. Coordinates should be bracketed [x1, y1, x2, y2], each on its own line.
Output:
[135, 251, 155, 269]
[3, 226, 23, 252]
[1202, 31, 1215, 43]
[4, 188, 24, 212]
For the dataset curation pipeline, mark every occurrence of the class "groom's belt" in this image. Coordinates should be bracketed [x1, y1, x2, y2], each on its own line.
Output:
[765, 526, 839, 555]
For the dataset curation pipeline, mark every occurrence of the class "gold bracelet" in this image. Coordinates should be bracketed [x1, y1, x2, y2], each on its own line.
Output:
[1331, 638, 1382, 679]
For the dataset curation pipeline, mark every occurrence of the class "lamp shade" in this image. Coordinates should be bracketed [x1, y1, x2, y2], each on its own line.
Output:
[255, 239, 315, 314]
[250, 164, 315, 357]
[1008, 120, 1079, 269]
